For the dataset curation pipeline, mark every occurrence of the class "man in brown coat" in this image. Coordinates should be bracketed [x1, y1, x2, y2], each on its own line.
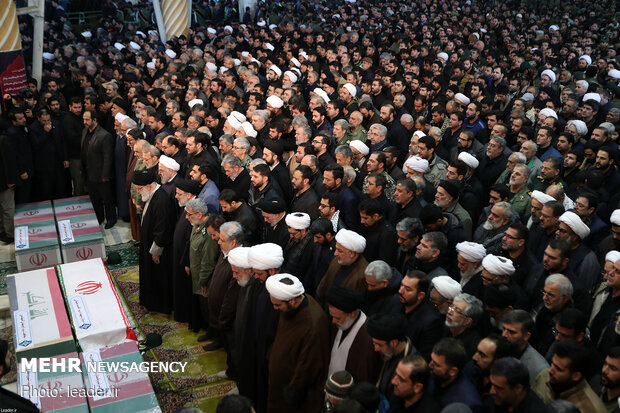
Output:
[266, 273, 329, 413]
[316, 228, 369, 305]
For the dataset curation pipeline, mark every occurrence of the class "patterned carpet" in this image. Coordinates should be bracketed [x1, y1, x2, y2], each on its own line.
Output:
[108, 242, 233, 412]
[0, 242, 232, 412]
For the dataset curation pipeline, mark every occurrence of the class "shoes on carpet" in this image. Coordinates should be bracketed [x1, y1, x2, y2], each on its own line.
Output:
[104, 220, 117, 229]
[215, 370, 228, 379]
[204, 328, 219, 340]
[197, 334, 210, 342]
[202, 340, 223, 351]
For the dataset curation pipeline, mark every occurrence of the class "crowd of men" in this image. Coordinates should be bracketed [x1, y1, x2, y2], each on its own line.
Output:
[1, 0, 620, 412]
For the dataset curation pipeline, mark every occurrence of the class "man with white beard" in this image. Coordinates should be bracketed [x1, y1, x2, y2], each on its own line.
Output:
[326, 285, 380, 383]
[132, 168, 176, 314]
[455, 241, 486, 299]
[473, 201, 514, 254]
[158, 155, 181, 215]
[443, 293, 483, 358]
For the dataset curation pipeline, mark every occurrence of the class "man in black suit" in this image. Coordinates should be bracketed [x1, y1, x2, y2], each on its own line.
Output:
[82, 109, 117, 228]
[0, 133, 18, 243]
[29, 109, 69, 201]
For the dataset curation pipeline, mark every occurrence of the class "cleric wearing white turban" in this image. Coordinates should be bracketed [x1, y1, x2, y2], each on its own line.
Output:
[531, 190, 555, 205]
[266, 95, 284, 109]
[227, 114, 242, 131]
[335, 229, 366, 254]
[228, 246, 251, 269]
[606, 250, 620, 264]
[559, 211, 590, 240]
[611, 209, 620, 226]
[432, 276, 462, 300]
[482, 254, 515, 276]
[285, 212, 311, 230]
[404, 156, 430, 174]
[349, 140, 369, 156]
[159, 155, 180, 172]
[456, 242, 487, 263]
[266, 273, 305, 301]
[458, 152, 479, 169]
[248, 243, 284, 271]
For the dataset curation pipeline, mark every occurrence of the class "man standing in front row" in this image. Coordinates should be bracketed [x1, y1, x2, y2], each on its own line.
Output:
[82, 109, 117, 228]
[132, 168, 175, 314]
[265, 273, 329, 413]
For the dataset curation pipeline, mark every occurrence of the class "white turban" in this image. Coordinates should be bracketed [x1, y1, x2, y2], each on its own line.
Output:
[531, 190, 555, 204]
[437, 52, 449, 61]
[313, 88, 331, 103]
[228, 247, 251, 268]
[207, 27, 216, 35]
[148, 30, 158, 38]
[206, 62, 217, 72]
[257, 20, 266, 27]
[248, 243, 283, 270]
[241, 51, 250, 58]
[224, 25, 233, 33]
[541, 69, 556, 83]
[579, 55, 592, 65]
[114, 42, 125, 51]
[231, 111, 246, 123]
[609, 69, 620, 80]
[432, 276, 462, 300]
[265, 43, 275, 51]
[159, 155, 180, 172]
[413, 130, 427, 138]
[454, 93, 470, 106]
[567, 120, 587, 137]
[583, 92, 601, 103]
[266, 273, 305, 301]
[482, 255, 515, 276]
[611, 210, 620, 226]
[136, 31, 146, 39]
[269, 24, 277, 30]
[299, 51, 309, 60]
[549, 25, 559, 32]
[290, 57, 301, 68]
[456, 242, 487, 263]
[539, 108, 557, 120]
[129, 41, 141, 51]
[283, 71, 298, 84]
[269, 65, 282, 78]
[188, 98, 204, 109]
[342, 83, 357, 98]
[165, 49, 176, 59]
[81, 31, 92, 38]
[559, 211, 590, 239]
[241, 122, 257, 138]
[266, 95, 284, 109]
[285, 212, 311, 230]
[146, 62, 156, 70]
[335, 229, 366, 254]
[606, 250, 620, 264]
[458, 152, 479, 169]
[404, 156, 430, 173]
[42, 52, 55, 60]
[227, 114, 242, 130]
[349, 140, 369, 156]
[114, 113, 129, 123]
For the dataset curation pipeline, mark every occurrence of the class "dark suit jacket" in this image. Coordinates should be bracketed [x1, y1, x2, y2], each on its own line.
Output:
[81, 124, 114, 182]
[0, 134, 18, 190]
[29, 119, 68, 172]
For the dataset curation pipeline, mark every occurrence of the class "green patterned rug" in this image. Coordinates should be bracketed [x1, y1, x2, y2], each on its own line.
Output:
[0, 242, 230, 412]
[108, 243, 232, 412]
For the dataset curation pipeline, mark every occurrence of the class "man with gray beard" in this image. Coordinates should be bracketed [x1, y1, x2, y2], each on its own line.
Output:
[326, 286, 380, 383]
[473, 201, 514, 254]
[443, 293, 483, 358]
